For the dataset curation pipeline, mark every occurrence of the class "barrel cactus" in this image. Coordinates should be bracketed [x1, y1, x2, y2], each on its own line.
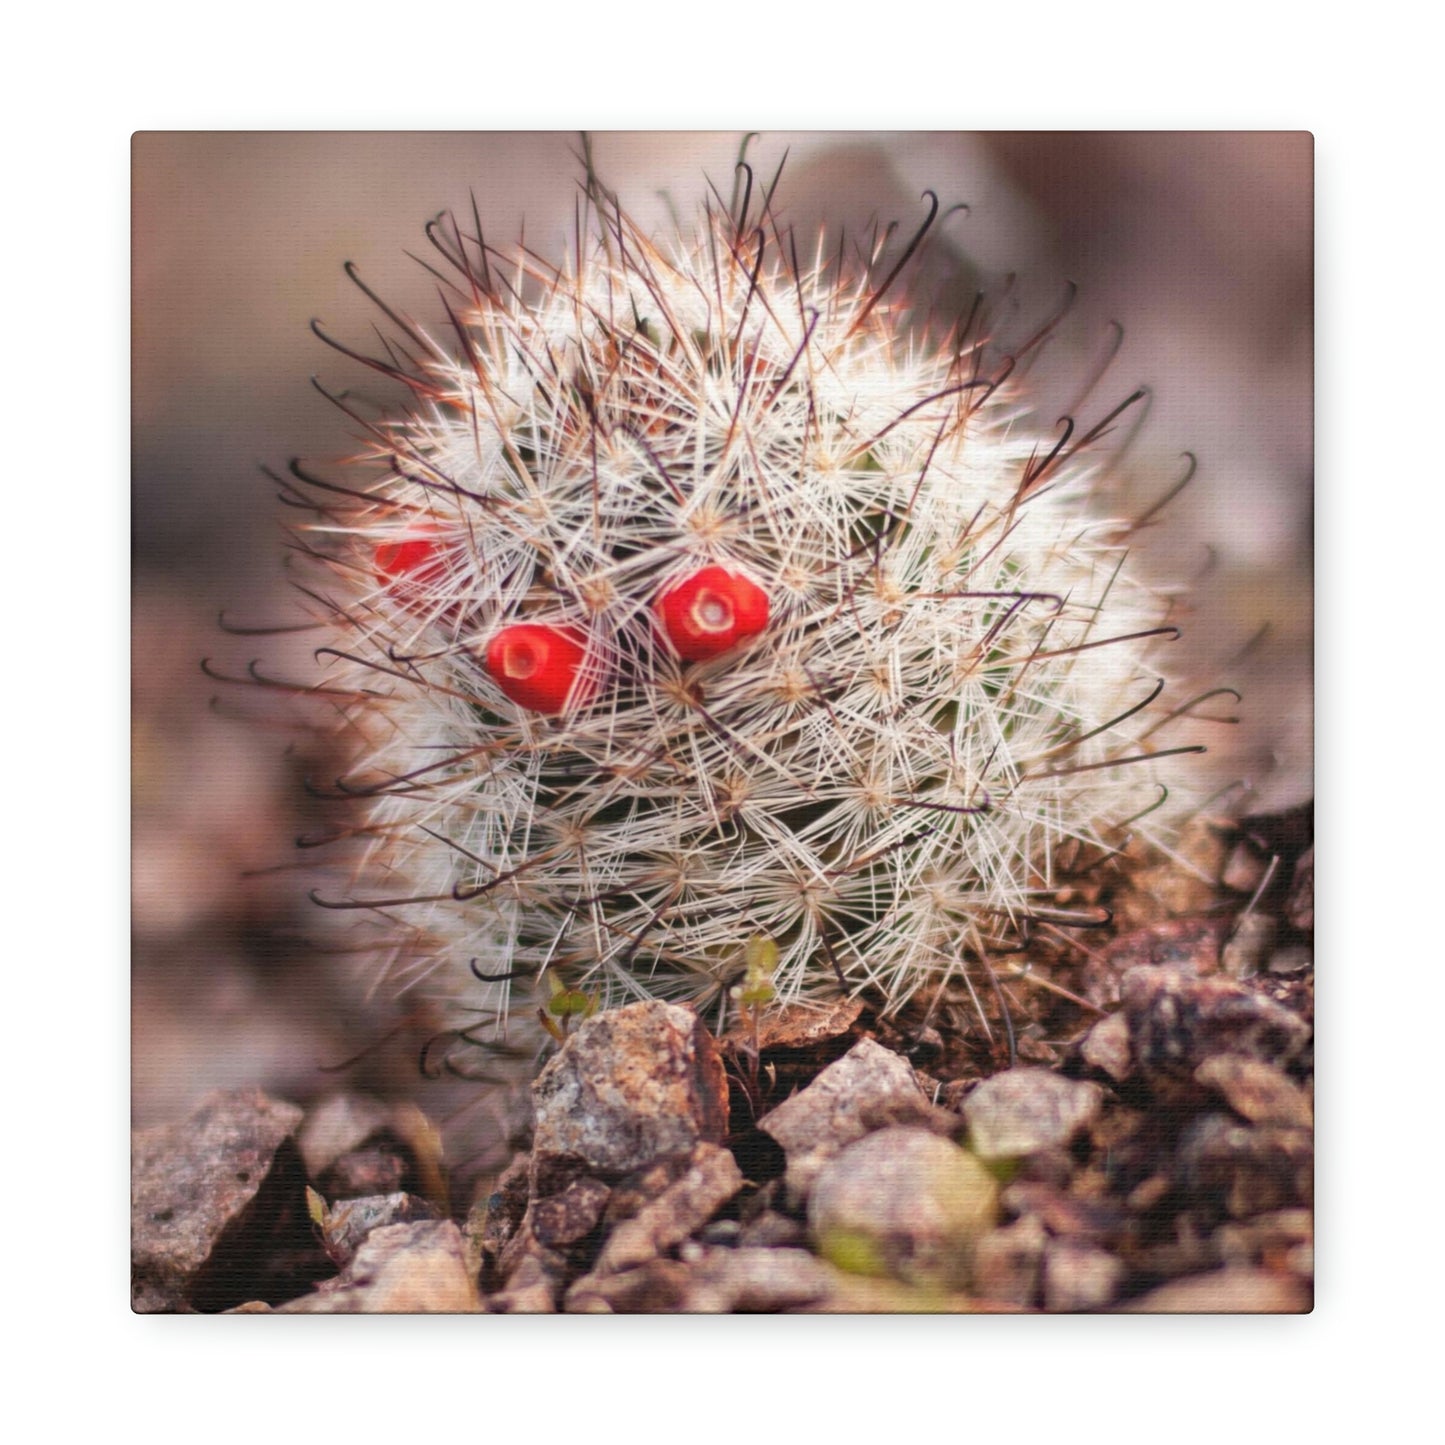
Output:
[279, 175, 1212, 1064]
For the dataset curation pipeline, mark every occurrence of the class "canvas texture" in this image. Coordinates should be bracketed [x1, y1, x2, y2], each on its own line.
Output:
[132, 132, 1313, 1314]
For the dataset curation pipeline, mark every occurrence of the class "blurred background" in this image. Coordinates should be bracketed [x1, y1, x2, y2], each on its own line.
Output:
[131, 131, 1312, 1141]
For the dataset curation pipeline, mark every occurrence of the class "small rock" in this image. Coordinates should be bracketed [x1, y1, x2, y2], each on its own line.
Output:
[468, 1154, 531, 1269]
[1015, 1033, 1062, 1067]
[1123, 1267, 1309, 1313]
[676, 1247, 840, 1313]
[1125, 1175, 1171, 1212]
[1215, 1209, 1313, 1273]
[859, 1091, 962, 1138]
[697, 1219, 743, 1246]
[324, 1144, 410, 1199]
[494, 1209, 568, 1305]
[273, 1221, 479, 1313]
[904, 1024, 945, 1065]
[737, 1210, 807, 1250]
[1090, 1103, 1146, 1153]
[962, 1068, 1104, 1161]
[1220, 913, 1278, 979]
[301, 1097, 446, 1206]
[1194, 1055, 1313, 1128]
[530, 1002, 729, 1183]
[487, 1244, 567, 1314]
[972, 1215, 1046, 1308]
[808, 1127, 999, 1291]
[314, 1191, 440, 1267]
[603, 1151, 705, 1226]
[1122, 965, 1311, 1091]
[530, 1177, 613, 1248]
[1043, 1241, 1127, 1312]
[565, 1258, 693, 1312]
[566, 1247, 837, 1314]
[1267, 944, 1313, 976]
[592, 1144, 743, 1275]
[999, 1182, 1127, 1247]
[1084, 918, 1229, 1004]
[1106, 917, 1229, 974]
[721, 996, 864, 1051]
[758, 1037, 925, 1203]
[1079, 1012, 1132, 1082]
[132, 1089, 307, 1313]
[1126, 1220, 1219, 1282]
[1011, 1145, 1076, 1189]
[1177, 1114, 1313, 1219]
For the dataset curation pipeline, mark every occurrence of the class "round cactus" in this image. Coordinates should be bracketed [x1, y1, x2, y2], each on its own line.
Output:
[284, 179, 1212, 1059]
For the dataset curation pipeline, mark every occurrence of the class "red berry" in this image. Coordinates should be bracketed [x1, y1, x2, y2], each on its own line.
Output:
[655, 565, 770, 662]
[484, 623, 590, 714]
[374, 532, 446, 593]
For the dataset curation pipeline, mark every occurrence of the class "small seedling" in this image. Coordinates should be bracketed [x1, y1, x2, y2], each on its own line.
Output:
[538, 970, 599, 1044]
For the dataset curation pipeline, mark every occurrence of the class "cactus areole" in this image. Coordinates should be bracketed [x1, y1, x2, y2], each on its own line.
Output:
[283, 173, 1212, 1057]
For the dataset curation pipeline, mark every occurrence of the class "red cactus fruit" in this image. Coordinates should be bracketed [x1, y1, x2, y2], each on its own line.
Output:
[655, 565, 770, 662]
[484, 623, 590, 714]
[374, 532, 446, 594]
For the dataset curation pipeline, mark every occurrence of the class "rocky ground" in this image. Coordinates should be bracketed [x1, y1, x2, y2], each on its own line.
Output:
[131, 805, 1313, 1314]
